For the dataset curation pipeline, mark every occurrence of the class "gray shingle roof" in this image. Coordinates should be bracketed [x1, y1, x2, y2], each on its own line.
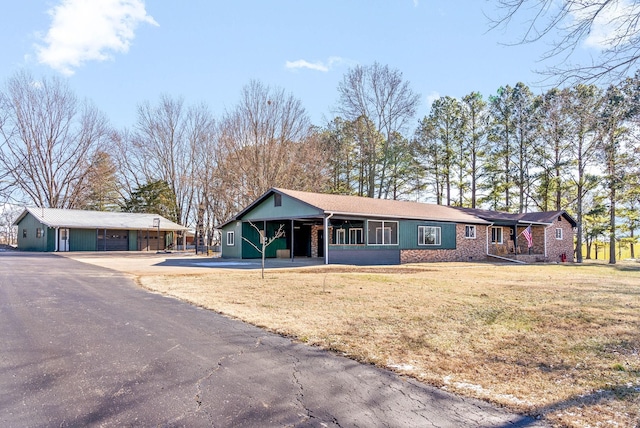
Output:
[14, 207, 188, 231]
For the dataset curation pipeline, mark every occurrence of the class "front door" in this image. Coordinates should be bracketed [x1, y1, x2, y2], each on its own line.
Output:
[58, 228, 69, 252]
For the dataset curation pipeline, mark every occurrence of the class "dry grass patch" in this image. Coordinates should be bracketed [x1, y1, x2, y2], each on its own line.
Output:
[138, 262, 640, 427]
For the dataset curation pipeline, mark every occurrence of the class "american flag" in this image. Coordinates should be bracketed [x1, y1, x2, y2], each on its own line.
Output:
[522, 226, 533, 248]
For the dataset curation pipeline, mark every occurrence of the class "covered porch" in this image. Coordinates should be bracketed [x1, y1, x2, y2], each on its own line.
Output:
[488, 223, 549, 262]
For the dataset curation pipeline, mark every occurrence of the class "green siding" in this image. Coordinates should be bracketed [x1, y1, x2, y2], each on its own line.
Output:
[241, 221, 287, 259]
[129, 230, 138, 251]
[221, 221, 243, 258]
[400, 221, 456, 249]
[70, 229, 98, 251]
[243, 194, 322, 221]
[16, 213, 49, 251]
[46, 227, 56, 251]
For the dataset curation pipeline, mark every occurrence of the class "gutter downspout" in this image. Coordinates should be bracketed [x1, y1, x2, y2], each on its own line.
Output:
[324, 212, 334, 265]
[54, 227, 59, 252]
[486, 223, 493, 257]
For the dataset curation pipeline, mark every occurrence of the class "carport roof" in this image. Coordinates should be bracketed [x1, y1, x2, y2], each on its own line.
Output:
[13, 207, 188, 231]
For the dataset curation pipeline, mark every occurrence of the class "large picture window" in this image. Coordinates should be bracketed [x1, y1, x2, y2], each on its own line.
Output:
[418, 226, 441, 246]
[491, 227, 503, 244]
[368, 221, 398, 245]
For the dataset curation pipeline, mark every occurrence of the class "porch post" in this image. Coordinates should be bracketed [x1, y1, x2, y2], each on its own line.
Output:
[324, 213, 333, 265]
[324, 216, 328, 264]
[290, 220, 294, 262]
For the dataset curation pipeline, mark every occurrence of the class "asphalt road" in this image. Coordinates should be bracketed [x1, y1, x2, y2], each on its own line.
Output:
[0, 252, 548, 427]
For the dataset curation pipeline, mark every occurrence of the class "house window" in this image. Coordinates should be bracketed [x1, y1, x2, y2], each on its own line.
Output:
[336, 228, 346, 245]
[23, 229, 27, 238]
[227, 231, 235, 246]
[491, 227, 503, 244]
[555, 228, 563, 240]
[36, 228, 43, 238]
[418, 226, 441, 246]
[349, 228, 363, 245]
[274, 193, 282, 207]
[368, 221, 398, 245]
[465, 225, 476, 239]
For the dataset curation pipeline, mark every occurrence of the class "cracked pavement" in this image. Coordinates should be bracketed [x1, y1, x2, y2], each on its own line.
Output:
[0, 253, 548, 427]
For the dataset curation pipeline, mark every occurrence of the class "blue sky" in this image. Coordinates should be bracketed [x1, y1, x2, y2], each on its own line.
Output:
[0, 0, 609, 130]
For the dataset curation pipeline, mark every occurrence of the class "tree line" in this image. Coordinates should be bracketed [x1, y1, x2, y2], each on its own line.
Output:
[0, 65, 638, 262]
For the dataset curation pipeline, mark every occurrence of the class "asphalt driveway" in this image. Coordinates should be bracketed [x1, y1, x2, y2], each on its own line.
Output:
[0, 252, 548, 427]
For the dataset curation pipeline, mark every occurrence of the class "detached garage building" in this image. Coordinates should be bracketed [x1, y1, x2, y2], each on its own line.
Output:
[13, 207, 188, 252]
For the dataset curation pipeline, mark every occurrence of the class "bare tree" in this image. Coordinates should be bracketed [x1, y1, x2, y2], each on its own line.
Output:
[119, 95, 216, 229]
[492, 0, 640, 83]
[216, 80, 322, 213]
[337, 62, 420, 199]
[0, 70, 111, 208]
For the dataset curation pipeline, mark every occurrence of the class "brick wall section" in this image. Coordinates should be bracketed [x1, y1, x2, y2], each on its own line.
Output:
[400, 224, 488, 263]
[545, 215, 575, 262]
[310, 225, 321, 258]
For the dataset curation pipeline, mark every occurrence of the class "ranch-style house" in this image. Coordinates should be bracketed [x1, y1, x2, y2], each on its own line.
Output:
[219, 188, 576, 265]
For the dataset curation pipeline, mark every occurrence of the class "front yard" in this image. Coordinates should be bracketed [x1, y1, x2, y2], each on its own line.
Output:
[138, 261, 640, 427]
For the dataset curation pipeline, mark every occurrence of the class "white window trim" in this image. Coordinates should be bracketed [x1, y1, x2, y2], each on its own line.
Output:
[555, 228, 563, 240]
[465, 225, 476, 239]
[226, 231, 235, 246]
[368, 220, 399, 246]
[491, 226, 503, 244]
[336, 228, 346, 245]
[418, 225, 441, 246]
[349, 228, 363, 245]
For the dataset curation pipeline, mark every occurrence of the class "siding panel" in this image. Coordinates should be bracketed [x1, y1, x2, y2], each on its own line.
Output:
[329, 248, 400, 265]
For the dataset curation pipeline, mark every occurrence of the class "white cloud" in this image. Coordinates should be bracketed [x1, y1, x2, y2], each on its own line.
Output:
[285, 56, 348, 72]
[426, 91, 440, 108]
[572, 0, 635, 50]
[35, 0, 158, 75]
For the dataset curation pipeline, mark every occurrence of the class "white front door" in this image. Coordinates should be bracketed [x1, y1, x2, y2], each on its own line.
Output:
[58, 228, 69, 252]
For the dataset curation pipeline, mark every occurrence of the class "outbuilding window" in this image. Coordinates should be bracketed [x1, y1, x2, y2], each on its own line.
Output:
[36, 228, 43, 238]
[23, 229, 27, 238]
[227, 231, 235, 246]
[555, 228, 563, 240]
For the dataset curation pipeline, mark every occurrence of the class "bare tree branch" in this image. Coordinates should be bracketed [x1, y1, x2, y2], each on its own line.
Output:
[490, 0, 640, 84]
